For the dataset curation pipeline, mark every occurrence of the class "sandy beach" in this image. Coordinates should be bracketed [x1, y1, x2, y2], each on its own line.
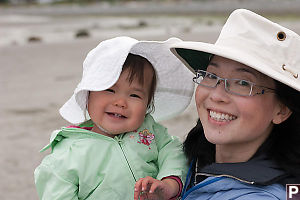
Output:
[1, 1, 300, 199]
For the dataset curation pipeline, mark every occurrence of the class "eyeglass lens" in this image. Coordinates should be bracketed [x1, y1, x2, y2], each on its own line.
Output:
[194, 70, 253, 96]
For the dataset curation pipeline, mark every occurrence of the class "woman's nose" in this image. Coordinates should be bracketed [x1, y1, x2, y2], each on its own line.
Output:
[209, 81, 230, 103]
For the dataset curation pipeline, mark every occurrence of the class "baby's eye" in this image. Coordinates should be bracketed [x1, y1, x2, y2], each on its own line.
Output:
[130, 94, 141, 99]
[105, 89, 115, 93]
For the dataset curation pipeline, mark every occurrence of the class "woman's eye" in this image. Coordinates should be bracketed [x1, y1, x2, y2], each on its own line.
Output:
[206, 73, 217, 79]
[236, 80, 250, 87]
[105, 89, 115, 93]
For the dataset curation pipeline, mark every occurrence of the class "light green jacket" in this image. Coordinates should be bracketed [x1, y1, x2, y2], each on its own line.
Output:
[34, 114, 188, 200]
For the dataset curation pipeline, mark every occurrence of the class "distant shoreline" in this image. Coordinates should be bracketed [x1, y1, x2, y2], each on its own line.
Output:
[1, 0, 300, 16]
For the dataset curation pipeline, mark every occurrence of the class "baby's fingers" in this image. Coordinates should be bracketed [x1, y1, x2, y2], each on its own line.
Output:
[134, 177, 152, 200]
[149, 180, 163, 194]
[141, 177, 152, 192]
[134, 179, 143, 200]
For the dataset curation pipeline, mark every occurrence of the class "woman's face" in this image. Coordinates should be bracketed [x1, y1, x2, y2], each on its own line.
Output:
[195, 56, 286, 161]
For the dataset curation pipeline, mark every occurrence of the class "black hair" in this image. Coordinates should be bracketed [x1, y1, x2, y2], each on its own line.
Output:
[267, 81, 300, 179]
[183, 80, 300, 181]
[183, 119, 215, 167]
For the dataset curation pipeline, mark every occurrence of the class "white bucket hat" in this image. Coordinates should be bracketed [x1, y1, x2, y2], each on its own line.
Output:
[170, 9, 300, 92]
[59, 36, 194, 124]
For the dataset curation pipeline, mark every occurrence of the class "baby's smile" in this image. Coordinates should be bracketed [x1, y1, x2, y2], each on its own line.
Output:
[106, 112, 127, 118]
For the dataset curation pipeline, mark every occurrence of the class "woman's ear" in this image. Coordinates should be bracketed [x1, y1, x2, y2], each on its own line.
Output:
[272, 103, 292, 124]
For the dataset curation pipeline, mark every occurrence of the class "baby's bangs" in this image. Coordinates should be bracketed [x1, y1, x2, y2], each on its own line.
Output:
[122, 53, 152, 85]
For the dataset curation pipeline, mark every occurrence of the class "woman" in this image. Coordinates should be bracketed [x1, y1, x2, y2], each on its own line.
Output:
[170, 9, 300, 199]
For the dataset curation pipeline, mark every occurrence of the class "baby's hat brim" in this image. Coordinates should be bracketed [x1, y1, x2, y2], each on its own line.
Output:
[130, 38, 195, 121]
[59, 36, 194, 124]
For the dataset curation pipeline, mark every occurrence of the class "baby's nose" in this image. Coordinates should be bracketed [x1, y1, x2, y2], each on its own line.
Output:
[114, 98, 127, 108]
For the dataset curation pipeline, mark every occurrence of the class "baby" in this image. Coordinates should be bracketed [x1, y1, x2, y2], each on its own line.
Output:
[34, 36, 194, 200]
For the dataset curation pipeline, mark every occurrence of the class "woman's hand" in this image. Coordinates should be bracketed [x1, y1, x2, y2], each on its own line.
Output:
[134, 176, 179, 200]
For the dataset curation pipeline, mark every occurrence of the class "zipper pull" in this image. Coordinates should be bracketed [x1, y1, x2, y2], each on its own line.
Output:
[115, 136, 123, 145]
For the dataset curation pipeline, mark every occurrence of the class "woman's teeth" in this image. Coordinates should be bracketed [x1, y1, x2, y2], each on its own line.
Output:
[209, 110, 237, 121]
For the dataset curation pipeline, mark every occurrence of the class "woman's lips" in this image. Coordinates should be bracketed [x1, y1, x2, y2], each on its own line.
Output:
[208, 109, 237, 122]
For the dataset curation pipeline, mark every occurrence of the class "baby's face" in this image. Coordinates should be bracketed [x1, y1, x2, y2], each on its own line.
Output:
[88, 68, 153, 137]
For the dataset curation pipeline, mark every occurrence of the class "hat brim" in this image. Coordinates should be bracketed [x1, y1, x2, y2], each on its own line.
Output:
[130, 38, 195, 121]
[171, 41, 265, 73]
[171, 41, 300, 92]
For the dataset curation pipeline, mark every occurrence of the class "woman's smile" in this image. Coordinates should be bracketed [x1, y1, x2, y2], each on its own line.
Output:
[208, 109, 237, 122]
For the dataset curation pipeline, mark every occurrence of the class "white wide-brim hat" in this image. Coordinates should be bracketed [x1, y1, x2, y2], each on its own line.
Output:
[60, 36, 194, 124]
[170, 9, 300, 92]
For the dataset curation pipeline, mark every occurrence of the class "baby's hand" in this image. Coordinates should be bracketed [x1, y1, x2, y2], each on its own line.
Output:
[134, 176, 177, 200]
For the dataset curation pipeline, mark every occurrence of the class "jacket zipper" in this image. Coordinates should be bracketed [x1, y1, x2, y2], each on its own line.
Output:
[196, 172, 255, 185]
[194, 158, 255, 185]
[182, 173, 255, 199]
[116, 137, 137, 182]
[62, 129, 138, 182]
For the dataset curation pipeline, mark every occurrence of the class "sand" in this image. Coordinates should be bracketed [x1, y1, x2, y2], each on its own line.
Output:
[1, 2, 300, 199]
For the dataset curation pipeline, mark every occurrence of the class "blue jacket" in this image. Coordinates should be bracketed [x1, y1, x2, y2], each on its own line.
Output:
[182, 176, 285, 200]
[182, 155, 288, 200]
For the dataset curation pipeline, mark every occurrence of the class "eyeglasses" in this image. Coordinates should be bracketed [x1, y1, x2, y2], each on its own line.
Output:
[193, 70, 276, 96]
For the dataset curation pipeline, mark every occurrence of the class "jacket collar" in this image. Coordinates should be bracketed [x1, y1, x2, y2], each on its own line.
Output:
[197, 154, 288, 185]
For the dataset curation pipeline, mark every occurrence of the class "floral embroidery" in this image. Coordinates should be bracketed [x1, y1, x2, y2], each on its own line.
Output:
[137, 129, 155, 149]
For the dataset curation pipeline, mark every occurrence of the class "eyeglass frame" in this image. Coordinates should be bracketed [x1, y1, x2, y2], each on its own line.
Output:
[193, 70, 277, 96]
